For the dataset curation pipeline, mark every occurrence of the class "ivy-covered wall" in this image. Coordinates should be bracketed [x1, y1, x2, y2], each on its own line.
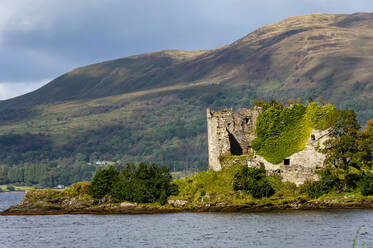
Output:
[251, 103, 336, 164]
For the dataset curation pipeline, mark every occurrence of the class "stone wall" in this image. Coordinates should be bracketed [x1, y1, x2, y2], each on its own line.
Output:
[206, 107, 261, 171]
[207, 107, 330, 185]
[248, 129, 329, 185]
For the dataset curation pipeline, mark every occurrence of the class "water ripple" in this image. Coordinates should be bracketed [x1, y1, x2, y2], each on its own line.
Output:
[1, 193, 373, 248]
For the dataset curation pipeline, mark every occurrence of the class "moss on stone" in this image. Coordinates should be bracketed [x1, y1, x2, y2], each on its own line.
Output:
[252, 103, 337, 164]
[218, 153, 253, 167]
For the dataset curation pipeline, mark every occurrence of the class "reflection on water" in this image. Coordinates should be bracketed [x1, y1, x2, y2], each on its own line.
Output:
[0, 193, 372, 248]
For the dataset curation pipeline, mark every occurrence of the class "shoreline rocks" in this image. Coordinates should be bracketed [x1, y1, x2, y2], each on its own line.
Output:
[3, 197, 373, 216]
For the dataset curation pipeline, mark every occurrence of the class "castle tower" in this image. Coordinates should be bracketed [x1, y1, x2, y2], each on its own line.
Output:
[206, 106, 329, 185]
[206, 107, 261, 171]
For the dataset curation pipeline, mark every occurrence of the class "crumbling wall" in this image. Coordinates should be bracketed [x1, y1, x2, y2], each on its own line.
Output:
[248, 129, 329, 185]
[207, 107, 261, 171]
[207, 106, 330, 185]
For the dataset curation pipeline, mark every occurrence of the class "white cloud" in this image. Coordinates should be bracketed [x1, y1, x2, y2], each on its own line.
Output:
[0, 80, 49, 100]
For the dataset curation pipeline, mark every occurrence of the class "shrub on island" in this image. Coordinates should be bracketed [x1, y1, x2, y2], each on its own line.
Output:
[87, 166, 119, 199]
[233, 164, 275, 198]
[358, 175, 373, 196]
[87, 162, 178, 204]
[300, 167, 342, 198]
[6, 185, 15, 191]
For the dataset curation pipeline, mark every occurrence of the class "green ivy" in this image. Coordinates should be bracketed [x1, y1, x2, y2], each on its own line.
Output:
[252, 103, 337, 164]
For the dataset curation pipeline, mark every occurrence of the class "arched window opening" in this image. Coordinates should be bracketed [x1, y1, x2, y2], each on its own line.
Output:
[229, 133, 243, 155]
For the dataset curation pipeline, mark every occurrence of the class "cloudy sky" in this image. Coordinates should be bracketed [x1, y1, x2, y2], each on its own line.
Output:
[0, 0, 372, 100]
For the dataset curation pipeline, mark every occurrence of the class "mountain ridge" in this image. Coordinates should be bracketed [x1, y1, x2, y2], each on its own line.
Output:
[2, 13, 371, 107]
[0, 13, 372, 186]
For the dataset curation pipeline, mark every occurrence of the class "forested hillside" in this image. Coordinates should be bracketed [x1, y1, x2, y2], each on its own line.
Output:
[0, 13, 372, 187]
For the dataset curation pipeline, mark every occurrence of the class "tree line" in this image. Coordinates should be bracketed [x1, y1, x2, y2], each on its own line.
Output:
[0, 163, 96, 187]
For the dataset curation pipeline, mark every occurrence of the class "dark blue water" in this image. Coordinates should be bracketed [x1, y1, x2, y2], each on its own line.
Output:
[0, 192, 372, 248]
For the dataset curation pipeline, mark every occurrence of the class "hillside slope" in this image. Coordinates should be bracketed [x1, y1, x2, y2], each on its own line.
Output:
[0, 13, 372, 186]
[2, 13, 373, 111]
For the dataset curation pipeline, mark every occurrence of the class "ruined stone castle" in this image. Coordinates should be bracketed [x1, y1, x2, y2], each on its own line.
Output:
[206, 107, 329, 185]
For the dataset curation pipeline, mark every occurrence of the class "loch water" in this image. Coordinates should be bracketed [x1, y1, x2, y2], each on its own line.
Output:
[0, 192, 372, 248]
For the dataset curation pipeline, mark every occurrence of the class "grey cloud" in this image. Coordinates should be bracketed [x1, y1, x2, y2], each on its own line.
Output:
[0, 80, 49, 100]
[0, 0, 373, 99]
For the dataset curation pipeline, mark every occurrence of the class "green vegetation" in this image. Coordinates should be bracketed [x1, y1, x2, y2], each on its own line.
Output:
[3, 110, 372, 217]
[23, 181, 92, 204]
[172, 163, 243, 204]
[88, 163, 178, 204]
[359, 175, 373, 196]
[87, 166, 119, 199]
[352, 226, 362, 248]
[0, 162, 96, 188]
[233, 164, 275, 198]
[11, 155, 373, 212]
[171, 162, 299, 206]
[322, 110, 361, 186]
[300, 167, 342, 198]
[299, 113, 373, 198]
[0, 185, 34, 192]
[252, 102, 336, 164]
[6, 185, 15, 191]
[300, 167, 373, 199]
[0, 83, 253, 186]
[0, 13, 372, 187]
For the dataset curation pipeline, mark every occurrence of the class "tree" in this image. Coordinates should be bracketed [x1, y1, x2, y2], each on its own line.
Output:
[6, 185, 15, 191]
[233, 164, 275, 198]
[87, 166, 119, 199]
[357, 120, 373, 168]
[322, 110, 361, 187]
[111, 162, 178, 204]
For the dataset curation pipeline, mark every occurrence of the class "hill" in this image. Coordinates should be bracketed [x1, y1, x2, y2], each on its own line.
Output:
[0, 13, 372, 186]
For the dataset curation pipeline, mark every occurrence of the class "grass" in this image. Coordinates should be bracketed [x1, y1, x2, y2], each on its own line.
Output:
[0, 185, 34, 192]
[353, 226, 362, 248]
[218, 154, 253, 166]
[0, 13, 371, 176]
[19, 163, 301, 207]
[170, 162, 305, 206]
[169, 157, 373, 208]
[23, 182, 92, 203]
[171, 164, 244, 204]
[16, 162, 373, 214]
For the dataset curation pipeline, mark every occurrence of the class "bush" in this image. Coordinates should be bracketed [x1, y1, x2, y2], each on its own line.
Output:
[6, 185, 15, 191]
[87, 166, 119, 199]
[250, 179, 275, 198]
[109, 162, 178, 204]
[318, 167, 342, 190]
[345, 173, 363, 190]
[69, 182, 91, 196]
[301, 167, 341, 198]
[301, 180, 329, 199]
[358, 175, 373, 196]
[233, 165, 275, 199]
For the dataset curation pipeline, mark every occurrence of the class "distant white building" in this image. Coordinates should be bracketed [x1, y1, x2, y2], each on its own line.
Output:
[95, 160, 110, 165]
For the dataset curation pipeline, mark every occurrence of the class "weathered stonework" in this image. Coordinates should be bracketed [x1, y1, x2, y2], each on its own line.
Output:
[248, 129, 329, 185]
[207, 107, 330, 185]
[207, 107, 261, 171]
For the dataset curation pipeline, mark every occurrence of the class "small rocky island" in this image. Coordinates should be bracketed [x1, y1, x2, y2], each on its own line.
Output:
[2, 102, 373, 215]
